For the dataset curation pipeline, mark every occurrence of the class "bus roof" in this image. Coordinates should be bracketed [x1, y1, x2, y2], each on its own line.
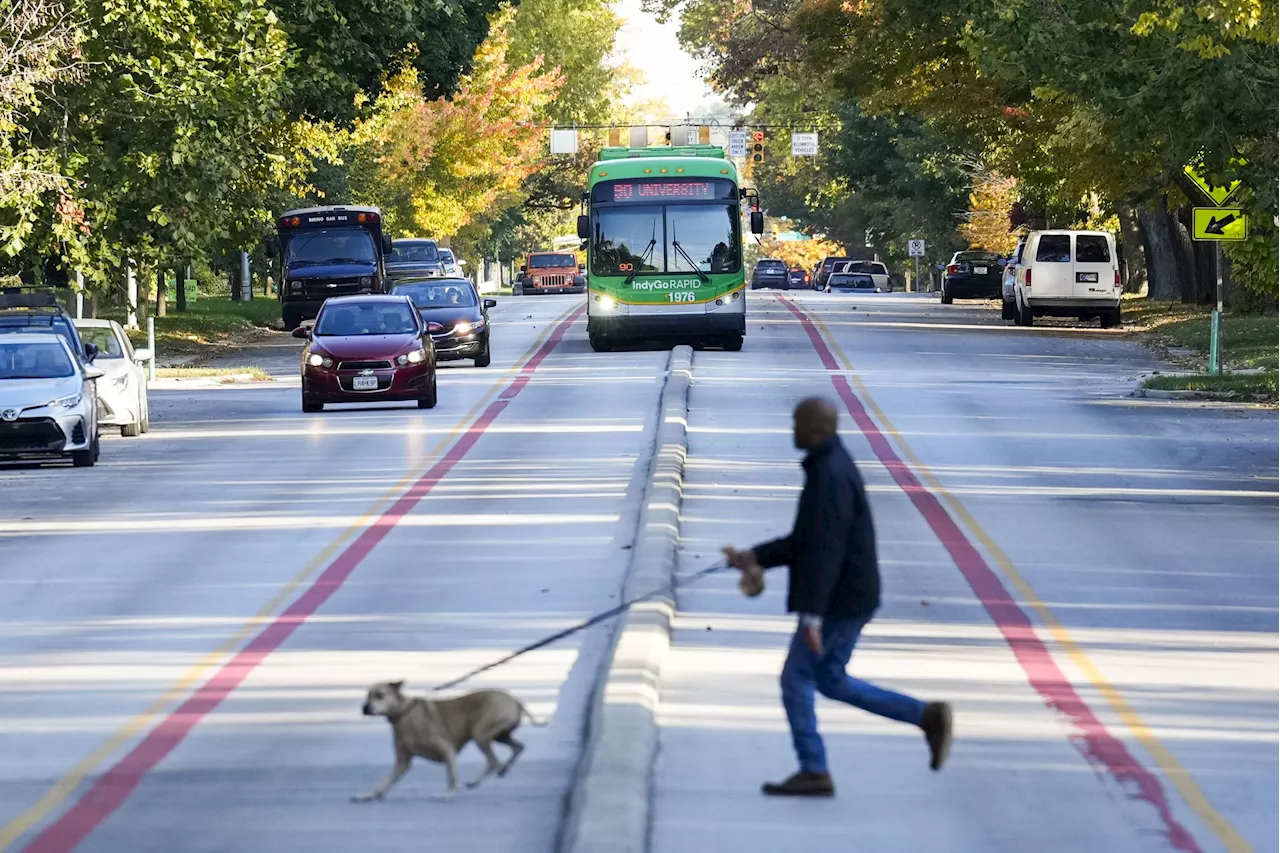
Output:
[589, 146, 738, 184]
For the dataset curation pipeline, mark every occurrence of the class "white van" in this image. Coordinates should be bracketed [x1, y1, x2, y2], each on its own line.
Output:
[1011, 230, 1122, 328]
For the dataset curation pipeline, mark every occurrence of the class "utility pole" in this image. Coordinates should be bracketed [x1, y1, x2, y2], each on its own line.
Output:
[1209, 245, 1224, 375]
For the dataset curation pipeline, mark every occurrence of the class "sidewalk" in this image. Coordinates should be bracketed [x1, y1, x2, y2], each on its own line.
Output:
[647, 357, 1171, 853]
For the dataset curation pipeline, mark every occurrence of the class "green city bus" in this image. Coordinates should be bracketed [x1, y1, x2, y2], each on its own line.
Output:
[576, 145, 763, 352]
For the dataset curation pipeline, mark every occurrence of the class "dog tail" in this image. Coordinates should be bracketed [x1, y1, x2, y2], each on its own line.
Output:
[519, 702, 549, 727]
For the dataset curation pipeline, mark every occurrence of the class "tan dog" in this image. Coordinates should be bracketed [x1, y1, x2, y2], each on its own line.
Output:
[352, 681, 546, 803]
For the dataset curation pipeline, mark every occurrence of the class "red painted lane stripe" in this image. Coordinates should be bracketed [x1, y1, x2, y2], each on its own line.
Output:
[777, 296, 1200, 853]
[21, 308, 585, 853]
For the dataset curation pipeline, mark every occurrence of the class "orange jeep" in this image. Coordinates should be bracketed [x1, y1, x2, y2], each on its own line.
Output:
[517, 252, 585, 295]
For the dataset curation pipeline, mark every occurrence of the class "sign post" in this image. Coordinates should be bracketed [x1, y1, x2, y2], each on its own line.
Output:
[1185, 165, 1247, 376]
[908, 239, 925, 293]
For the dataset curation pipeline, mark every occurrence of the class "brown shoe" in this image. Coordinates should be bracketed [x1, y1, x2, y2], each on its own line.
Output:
[921, 702, 953, 771]
[761, 771, 835, 797]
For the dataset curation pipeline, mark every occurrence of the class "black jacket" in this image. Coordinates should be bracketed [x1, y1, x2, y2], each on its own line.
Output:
[753, 435, 880, 620]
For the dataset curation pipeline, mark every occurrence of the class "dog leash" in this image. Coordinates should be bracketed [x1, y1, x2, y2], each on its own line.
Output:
[431, 561, 732, 692]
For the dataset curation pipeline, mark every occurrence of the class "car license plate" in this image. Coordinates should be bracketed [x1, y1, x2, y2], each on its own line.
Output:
[974, 266, 987, 274]
[353, 375, 378, 391]
[1077, 272, 1099, 283]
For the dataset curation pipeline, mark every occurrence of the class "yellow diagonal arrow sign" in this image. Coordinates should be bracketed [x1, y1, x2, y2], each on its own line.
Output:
[1184, 165, 1241, 207]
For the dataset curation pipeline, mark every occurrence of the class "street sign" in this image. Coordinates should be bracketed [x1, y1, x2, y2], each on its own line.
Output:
[727, 130, 748, 158]
[791, 132, 818, 157]
[1184, 165, 1241, 207]
[550, 129, 578, 155]
[1192, 207, 1248, 241]
[908, 239, 926, 257]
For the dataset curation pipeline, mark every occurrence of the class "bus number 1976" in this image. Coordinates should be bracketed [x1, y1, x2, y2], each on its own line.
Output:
[666, 292, 697, 303]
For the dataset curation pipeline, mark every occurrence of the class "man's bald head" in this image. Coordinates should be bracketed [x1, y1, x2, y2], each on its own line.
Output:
[792, 397, 839, 450]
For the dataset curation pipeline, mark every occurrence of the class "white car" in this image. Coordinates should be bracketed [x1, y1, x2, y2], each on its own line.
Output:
[438, 248, 465, 277]
[0, 333, 103, 467]
[833, 260, 891, 291]
[74, 319, 151, 436]
[1011, 230, 1122, 328]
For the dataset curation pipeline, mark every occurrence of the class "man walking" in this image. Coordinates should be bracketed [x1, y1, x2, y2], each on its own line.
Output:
[723, 397, 952, 797]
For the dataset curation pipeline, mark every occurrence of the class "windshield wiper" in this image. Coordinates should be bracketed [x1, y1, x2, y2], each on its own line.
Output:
[625, 220, 660, 285]
[669, 220, 710, 283]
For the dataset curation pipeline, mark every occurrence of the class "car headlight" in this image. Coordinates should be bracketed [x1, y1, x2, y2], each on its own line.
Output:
[48, 393, 81, 409]
[307, 353, 334, 368]
[397, 348, 428, 366]
[291, 281, 302, 292]
[453, 321, 472, 335]
[359, 277, 372, 286]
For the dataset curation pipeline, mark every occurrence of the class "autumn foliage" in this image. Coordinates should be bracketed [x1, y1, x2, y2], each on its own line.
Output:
[349, 19, 564, 239]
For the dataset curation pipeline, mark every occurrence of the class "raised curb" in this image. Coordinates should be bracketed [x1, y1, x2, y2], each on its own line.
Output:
[559, 345, 693, 853]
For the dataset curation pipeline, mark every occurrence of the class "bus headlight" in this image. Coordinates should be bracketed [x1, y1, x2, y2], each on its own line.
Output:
[598, 296, 617, 311]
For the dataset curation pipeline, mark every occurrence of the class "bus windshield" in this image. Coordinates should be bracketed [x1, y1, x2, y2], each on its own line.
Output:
[592, 205, 740, 276]
[285, 230, 376, 268]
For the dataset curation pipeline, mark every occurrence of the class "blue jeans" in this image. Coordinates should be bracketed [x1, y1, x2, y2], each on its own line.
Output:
[781, 615, 927, 774]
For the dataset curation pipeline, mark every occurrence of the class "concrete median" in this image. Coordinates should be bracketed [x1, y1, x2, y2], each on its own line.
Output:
[559, 344, 693, 853]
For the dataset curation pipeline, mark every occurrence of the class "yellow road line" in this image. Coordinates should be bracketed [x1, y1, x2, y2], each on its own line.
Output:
[0, 305, 578, 850]
[805, 309, 1253, 853]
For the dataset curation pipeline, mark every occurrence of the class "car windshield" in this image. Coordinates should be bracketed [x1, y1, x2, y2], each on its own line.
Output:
[439, 250, 456, 262]
[529, 254, 576, 269]
[314, 302, 419, 336]
[829, 274, 875, 288]
[958, 251, 999, 262]
[758, 260, 785, 270]
[0, 340, 75, 379]
[0, 314, 77, 350]
[392, 282, 478, 309]
[389, 241, 440, 263]
[286, 230, 376, 267]
[77, 326, 124, 358]
[592, 205, 741, 275]
[842, 261, 886, 274]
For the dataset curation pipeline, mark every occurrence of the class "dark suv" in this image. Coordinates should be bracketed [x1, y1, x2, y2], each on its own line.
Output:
[0, 291, 98, 362]
[751, 258, 789, 289]
[941, 250, 1004, 303]
[812, 256, 853, 291]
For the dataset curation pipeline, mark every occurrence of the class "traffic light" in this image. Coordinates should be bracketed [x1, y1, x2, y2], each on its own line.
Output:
[751, 130, 765, 164]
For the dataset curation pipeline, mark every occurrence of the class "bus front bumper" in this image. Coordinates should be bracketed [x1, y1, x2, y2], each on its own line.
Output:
[587, 295, 745, 340]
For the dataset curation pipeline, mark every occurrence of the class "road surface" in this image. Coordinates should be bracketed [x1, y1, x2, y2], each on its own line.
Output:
[1, 292, 1274, 853]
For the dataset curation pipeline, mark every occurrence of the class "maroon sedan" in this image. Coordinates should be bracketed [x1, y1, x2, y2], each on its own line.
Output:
[293, 295, 438, 412]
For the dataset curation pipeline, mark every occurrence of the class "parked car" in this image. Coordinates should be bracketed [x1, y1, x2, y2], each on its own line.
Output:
[392, 278, 496, 367]
[940, 250, 1004, 303]
[0, 291, 98, 363]
[750, 258, 789, 289]
[1001, 238, 1027, 321]
[1011, 231, 1122, 328]
[827, 272, 879, 293]
[812, 256, 853, 290]
[293, 295, 438, 412]
[833, 260, 891, 291]
[788, 267, 810, 288]
[386, 238, 446, 283]
[74, 319, 151, 436]
[0, 333, 103, 467]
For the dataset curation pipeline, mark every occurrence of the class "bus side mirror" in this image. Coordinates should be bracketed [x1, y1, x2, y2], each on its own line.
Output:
[263, 236, 278, 256]
[750, 211, 764, 235]
[577, 214, 590, 239]
[382, 235, 393, 253]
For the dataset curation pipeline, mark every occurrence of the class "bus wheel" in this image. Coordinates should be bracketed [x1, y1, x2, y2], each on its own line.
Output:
[721, 335, 744, 352]
[589, 333, 612, 353]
